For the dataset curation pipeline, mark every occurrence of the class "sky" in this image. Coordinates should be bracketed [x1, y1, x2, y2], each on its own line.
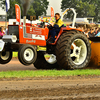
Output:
[0, 1, 6, 15]
[46, 0, 62, 16]
[0, 8, 6, 15]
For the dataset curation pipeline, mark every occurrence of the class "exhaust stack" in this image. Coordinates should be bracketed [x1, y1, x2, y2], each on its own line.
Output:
[21, 0, 32, 16]
[23, 16, 27, 37]
[23, 16, 26, 26]
[21, 0, 33, 38]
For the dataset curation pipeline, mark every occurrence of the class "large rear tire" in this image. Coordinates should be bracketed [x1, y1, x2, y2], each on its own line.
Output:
[56, 31, 91, 69]
[0, 51, 12, 64]
[34, 52, 58, 69]
[18, 44, 37, 66]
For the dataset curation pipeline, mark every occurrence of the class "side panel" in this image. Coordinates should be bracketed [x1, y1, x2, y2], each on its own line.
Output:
[26, 26, 49, 40]
[19, 25, 49, 46]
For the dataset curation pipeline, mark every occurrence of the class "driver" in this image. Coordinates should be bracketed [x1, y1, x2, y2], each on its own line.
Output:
[48, 13, 64, 43]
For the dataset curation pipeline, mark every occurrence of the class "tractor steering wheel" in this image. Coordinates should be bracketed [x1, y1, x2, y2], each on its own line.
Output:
[40, 22, 45, 28]
[47, 23, 53, 29]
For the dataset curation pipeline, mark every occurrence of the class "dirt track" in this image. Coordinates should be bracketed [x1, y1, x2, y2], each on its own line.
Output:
[0, 59, 100, 100]
[0, 58, 36, 71]
[0, 76, 100, 100]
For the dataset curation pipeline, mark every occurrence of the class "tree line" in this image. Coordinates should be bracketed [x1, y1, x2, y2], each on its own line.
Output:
[0, 0, 100, 22]
[0, 0, 49, 19]
[61, 0, 100, 22]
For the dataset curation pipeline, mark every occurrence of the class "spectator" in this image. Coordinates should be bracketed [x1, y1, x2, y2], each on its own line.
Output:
[76, 26, 81, 30]
[88, 28, 95, 38]
[0, 26, 5, 37]
[84, 30, 89, 38]
[81, 27, 85, 32]
[94, 27, 98, 35]
[95, 28, 100, 37]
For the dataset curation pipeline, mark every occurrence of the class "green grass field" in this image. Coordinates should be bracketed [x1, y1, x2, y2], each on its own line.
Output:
[10, 52, 100, 79]
[0, 69, 100, 78]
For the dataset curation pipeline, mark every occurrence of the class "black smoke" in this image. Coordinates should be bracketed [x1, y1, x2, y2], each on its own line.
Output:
[21, 0, 32, 16]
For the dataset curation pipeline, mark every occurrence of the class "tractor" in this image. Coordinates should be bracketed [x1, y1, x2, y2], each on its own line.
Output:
[0, 8, 91, 70]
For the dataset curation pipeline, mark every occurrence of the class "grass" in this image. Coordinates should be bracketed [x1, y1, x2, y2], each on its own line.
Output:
[13, 52, 18, 57]
[11, 52, 100, 78]
[0, 69, 100, 78]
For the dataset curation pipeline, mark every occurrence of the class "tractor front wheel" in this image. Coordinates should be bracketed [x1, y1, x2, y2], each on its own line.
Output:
[18, 44, 37, 66]
[0, 51, 12, 64]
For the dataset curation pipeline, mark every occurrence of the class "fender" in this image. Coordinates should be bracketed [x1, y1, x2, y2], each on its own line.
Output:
[0, 40, 5, 52]
[50, 27, 83, 45]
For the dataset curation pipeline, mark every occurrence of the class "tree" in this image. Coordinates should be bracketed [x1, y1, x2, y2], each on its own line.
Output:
[0, 0, 49, 19]
[0, 0, 22, 19]
[31, 0, 49, 18]
[61, 0, 77, 11]
[61, 0, 96, 21]
[61, 0, 78, 20]
[87, 0, 100, 22]
[75, 0, 95, 17]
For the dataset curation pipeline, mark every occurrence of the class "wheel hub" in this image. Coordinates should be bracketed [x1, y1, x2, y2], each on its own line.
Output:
[26, 53, 29, 57]
[75, 49, 79, 55]
[24, 49, 34, 61]
[70, 39, 87, 65]
[2, 52, 6, 56]
[1, 51, 10, 60]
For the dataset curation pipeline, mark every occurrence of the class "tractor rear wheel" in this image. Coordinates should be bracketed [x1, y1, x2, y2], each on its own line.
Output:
[34, 52, 58, 69]
[56, 31, 91, 69]
[18, 44, 37, 66]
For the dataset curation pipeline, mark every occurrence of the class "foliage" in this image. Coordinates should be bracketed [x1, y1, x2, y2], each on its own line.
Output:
[61, 0, 100, 22]
[0, 0, 22, 19]
[88, 0, 100, 22]
[76, 1, 95, 17]
[0, 0, 49, 19]
[30, 0, 49, 17]
[0, 69, 100, 78]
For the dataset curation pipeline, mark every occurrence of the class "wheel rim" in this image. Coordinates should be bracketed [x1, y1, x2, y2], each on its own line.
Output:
[44, 54, 57, 64]
[1, 51, 10, 60]
[70, 39, 87, 65]
[24, 48, 34, 61]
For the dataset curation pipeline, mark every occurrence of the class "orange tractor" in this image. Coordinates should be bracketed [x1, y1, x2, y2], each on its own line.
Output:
[0, 8, 92, 69]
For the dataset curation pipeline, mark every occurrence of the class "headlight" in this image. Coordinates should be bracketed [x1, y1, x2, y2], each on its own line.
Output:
[2, 35, 17, 43]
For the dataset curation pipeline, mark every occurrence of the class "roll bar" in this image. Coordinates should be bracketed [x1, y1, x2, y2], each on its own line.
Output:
[61, 8, 77, 28]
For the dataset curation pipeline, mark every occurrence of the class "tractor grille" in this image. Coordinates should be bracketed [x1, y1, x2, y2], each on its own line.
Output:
[8, 25, 19, 39]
